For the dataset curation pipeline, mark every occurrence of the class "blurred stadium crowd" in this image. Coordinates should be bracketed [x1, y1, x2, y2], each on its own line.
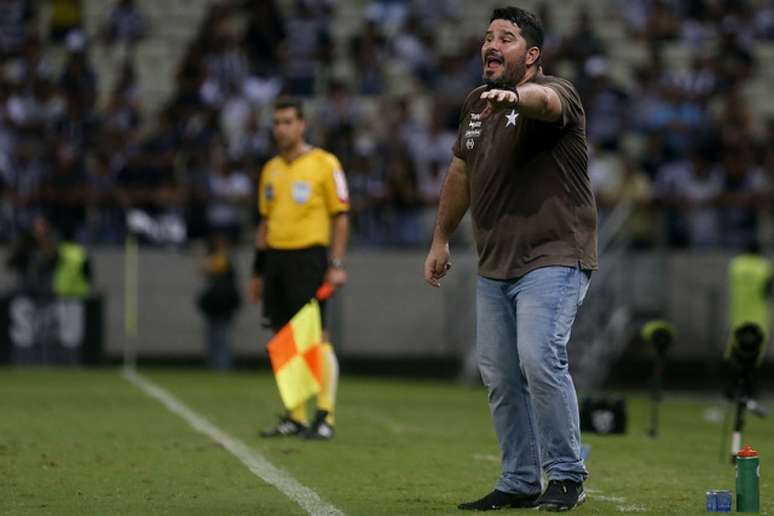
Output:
[1, 0, 774, 250]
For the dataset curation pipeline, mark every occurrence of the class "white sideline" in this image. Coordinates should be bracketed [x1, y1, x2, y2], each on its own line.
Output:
[585, 489, 647, 513]
[122, 369, 344, 516]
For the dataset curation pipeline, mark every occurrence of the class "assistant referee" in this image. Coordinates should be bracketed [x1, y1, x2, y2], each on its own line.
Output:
[249, 97, 350, 441]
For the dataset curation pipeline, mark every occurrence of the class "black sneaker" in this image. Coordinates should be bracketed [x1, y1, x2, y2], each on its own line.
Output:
[537, 480, 586, 512]
[458, 489, 540, 511]
[259, 416, 307, 438]
[302, 410, 335, 440]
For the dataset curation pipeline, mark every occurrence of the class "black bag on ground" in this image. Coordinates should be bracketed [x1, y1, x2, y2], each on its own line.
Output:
[580, 396, 627, 434]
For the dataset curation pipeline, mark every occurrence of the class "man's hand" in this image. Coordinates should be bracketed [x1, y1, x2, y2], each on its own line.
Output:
[325, 267, 347, 289]
[248, 276, 263, 304]
[479, 88, 518, 119]
[424, 241, 452, 288]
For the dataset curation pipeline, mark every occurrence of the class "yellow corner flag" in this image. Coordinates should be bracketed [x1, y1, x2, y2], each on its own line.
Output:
[266, 283, 333, 409]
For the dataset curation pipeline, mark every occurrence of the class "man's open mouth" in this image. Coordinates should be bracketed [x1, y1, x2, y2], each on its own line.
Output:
[485, 55, 504, 70]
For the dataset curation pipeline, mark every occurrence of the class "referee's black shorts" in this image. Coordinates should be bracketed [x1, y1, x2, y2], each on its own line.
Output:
[263, 246, 328, 332]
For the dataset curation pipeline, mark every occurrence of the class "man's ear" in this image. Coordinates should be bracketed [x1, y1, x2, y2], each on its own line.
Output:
[526, 46, 541, 66]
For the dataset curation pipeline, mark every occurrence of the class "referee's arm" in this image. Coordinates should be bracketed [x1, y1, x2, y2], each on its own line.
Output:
[326, 212, 349, 288]
[255, 219, 268, 251]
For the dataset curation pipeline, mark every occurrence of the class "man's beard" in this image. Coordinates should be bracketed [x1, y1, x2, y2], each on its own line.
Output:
[483, 59, 527, 90]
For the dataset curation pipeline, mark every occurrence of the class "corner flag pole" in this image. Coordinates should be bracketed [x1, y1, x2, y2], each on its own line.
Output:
[123, 233, 138, 372]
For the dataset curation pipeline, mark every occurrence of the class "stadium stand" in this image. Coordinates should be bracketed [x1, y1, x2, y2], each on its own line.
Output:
[1, 0, 773, 251]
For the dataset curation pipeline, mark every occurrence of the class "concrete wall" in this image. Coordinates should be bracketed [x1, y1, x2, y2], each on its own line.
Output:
[0, 249, 477, 360]
[1, 248, 773, 362]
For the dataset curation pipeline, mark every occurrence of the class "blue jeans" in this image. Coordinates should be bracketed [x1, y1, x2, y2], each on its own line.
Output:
[206, 318, 233, 371]
[476, 265, 590, 495]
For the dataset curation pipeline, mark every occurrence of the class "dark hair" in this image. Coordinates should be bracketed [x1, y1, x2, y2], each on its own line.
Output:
[490, 6, 544, 50]
[273, 97, 305, 119]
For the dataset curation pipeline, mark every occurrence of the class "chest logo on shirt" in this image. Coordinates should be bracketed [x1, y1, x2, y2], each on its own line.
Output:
[465, 113, 483, 139]
[505, 109, 519, 127]
[265, 183, 274, 201]
[291, 180, 312, 204]
[466, 138, 475, 150]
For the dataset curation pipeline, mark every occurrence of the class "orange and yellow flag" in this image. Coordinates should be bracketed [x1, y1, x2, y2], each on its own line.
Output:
[266, 284, 332, 409]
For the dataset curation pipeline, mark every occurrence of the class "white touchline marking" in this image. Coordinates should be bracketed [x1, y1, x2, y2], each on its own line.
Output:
[616, 505, 647, 512]
[123, 369, 344, 516]
[472, 453, 499, 463]
[581, 488, 648, 513]
[595, 495, 627, 503]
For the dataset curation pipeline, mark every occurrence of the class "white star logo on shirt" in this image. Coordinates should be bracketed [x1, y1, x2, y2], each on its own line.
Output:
[505, 109, 519, 127]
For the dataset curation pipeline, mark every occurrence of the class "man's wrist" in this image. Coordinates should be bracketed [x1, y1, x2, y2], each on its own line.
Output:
[329, 258, 345, 269]
[431, 237, 450, 249]
[504, 86, 520, 107]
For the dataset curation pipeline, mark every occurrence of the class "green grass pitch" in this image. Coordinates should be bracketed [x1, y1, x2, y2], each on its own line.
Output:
[1, 368, 772, 515]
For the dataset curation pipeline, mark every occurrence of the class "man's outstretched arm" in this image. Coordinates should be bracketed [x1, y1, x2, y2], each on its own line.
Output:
[480, 83, 562, 122]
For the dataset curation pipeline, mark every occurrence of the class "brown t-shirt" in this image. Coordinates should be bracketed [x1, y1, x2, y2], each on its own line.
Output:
[452, 73, 598, 279]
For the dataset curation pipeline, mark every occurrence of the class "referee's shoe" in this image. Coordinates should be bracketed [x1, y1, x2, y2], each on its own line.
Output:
[259, 416, 307, 438]
[302, 410, 334, 440]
